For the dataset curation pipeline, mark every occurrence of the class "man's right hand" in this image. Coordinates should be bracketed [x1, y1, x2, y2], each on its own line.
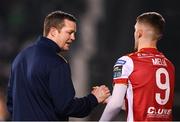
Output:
[91, 85, 111, 103]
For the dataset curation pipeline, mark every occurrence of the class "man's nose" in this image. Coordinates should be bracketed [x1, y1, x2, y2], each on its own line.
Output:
[71, 33, 75, 40]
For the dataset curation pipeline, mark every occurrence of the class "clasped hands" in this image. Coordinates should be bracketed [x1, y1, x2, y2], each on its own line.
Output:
[91, 85, 111, 103]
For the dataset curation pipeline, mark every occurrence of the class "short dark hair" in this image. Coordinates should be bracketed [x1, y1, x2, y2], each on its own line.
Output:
[136, 12, 165, 38]
[43, 10, 77, 36]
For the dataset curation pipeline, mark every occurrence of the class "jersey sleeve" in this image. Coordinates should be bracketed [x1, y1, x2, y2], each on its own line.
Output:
[113, 56, 133, 84]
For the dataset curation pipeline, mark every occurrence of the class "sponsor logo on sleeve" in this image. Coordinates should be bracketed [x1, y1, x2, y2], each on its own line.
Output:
[116, 59, 126, 65]
[113, 66, 122, 78]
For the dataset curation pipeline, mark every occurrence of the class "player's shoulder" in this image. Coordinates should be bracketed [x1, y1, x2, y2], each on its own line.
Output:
[115, 54, 134, 67]
[126, 51, 140, 58]
[158, 52, 175, 70]
[164, 57, 175, 70]
[116, 52, 137, 60]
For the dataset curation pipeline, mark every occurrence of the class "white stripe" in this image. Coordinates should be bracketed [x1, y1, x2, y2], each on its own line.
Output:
[113, 76, 128, 80]
[126, 81, 134, 121]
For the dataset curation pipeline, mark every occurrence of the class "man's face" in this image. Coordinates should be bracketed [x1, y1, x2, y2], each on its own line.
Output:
[55, 19, 76, 51]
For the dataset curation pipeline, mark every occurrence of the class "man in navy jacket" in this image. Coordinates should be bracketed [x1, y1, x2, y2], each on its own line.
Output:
[7, 10, 110, 121]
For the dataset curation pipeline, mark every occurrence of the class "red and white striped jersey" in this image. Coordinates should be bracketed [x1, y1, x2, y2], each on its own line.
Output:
[113, 48, 175, 121]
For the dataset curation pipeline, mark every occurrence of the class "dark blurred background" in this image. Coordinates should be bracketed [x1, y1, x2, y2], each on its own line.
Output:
[0, 0, 179, 121]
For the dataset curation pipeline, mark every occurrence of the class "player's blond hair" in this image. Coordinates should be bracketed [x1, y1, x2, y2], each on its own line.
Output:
[136, 12, 165, 40]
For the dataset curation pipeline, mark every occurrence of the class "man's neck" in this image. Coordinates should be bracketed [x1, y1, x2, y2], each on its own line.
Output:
[138, 38, 157, 51]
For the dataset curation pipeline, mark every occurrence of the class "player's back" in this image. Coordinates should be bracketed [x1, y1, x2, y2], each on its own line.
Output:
[126, 48, 175, 121]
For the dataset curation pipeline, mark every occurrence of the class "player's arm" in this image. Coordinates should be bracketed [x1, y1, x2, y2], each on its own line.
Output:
[100, 56, 133, 121]
[104, 95, 126, 110]
[49, 63, 99, 117]
[99, 84, 127, 121]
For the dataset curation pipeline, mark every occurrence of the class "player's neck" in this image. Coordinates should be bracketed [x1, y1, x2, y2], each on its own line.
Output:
[138, 39, 157, 51]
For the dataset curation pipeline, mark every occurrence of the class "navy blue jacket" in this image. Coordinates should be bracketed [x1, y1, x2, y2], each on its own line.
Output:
[7, 36, 98, 121]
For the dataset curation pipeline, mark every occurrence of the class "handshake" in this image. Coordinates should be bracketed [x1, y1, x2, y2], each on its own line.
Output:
[91, 85, 111, 103]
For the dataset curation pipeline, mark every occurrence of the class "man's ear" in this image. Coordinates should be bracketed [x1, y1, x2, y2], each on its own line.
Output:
[137, 29, 143, 38]
[49, 27, 58, 37]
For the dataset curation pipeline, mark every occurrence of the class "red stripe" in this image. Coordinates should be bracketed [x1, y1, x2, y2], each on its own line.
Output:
[113, 78, 128, 84]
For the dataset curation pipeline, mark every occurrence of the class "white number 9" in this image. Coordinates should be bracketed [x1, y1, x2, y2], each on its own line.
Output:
[155, 68, 170, 105]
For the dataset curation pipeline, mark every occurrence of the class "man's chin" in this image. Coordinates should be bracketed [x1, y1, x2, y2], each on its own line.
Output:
[62, 47, 70, 51]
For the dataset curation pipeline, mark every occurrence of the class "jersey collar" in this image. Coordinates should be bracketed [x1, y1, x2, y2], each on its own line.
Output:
[139, 48, 159, 53]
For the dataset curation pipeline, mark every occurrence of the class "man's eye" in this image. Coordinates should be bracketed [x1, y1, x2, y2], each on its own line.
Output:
[67, 32, 72, 34]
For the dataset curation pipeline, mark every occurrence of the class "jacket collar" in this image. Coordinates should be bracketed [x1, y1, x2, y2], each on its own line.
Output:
[36, 36, 61, 53]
